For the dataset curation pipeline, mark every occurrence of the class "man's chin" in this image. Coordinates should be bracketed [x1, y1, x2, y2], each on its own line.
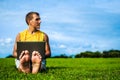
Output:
[36, 26, 40, 29]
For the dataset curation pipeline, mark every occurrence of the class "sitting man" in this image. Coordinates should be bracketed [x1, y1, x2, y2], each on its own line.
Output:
[13, 12, 51, 74]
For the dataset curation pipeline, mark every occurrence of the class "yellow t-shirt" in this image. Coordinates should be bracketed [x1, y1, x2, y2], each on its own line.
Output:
[19, 29, 44, 41]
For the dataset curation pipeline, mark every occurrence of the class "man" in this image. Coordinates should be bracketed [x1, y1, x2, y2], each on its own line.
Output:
[13, 12, 51, 74]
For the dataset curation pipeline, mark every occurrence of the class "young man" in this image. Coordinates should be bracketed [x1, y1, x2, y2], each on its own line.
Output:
[13, 12, 51, 74]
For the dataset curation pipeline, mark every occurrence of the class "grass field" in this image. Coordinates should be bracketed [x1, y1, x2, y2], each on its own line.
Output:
[0, 58, 120, 80]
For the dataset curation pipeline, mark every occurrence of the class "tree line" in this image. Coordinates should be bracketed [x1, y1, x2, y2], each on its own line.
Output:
[52, 49, 120, 58]
[75, 49, 120, 58]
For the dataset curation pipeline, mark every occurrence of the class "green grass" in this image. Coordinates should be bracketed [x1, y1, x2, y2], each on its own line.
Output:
[0, 58, 120, 80]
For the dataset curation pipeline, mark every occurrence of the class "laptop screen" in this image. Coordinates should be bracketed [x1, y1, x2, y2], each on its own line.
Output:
[17, 41, 45, 60]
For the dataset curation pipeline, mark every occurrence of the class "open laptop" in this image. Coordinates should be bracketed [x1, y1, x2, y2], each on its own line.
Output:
[17, 41, 45, 60]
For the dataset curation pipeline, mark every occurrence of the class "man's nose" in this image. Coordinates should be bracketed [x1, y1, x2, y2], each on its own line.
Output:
[39, 20, 41, 23]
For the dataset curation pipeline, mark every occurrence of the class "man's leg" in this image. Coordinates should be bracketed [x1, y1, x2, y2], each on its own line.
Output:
[31, 51, 42, 74]
[18, 50, 30, 73]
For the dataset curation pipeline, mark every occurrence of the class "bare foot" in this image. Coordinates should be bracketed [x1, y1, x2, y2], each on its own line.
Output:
[31, 51, 42, 74]
[18, 50, 30, 73]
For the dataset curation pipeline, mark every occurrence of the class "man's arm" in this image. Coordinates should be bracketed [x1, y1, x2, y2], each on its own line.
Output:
[13, 33, 20, 58]
[44, 33, 51, 58]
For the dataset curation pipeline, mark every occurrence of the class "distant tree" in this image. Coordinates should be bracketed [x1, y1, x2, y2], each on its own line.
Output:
[52, 54, 68, 58]
[75, 51, 95, 58]
[102, 51, 109, 58]
[102, 49, 120, 58]
[75, 53, 81, 58]
[93, 51, 102, 58]
[80, 51, 92, 58]
[75, 49, 120, 58]
[6, 55, 14, 58]
[68, 55, 75, 58]
[109, 50, 120, 58]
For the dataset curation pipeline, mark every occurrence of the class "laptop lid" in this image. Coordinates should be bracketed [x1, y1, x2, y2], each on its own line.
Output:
[17, 41, 45, 60]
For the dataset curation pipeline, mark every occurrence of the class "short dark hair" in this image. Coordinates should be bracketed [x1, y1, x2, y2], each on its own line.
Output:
[25, 12, 39, 25]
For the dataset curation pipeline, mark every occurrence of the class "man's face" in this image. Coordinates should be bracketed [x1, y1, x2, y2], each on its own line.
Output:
[29, 14, 41, 29]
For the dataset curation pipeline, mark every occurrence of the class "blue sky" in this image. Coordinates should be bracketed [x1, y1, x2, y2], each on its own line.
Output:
[0, 0, 120, 58]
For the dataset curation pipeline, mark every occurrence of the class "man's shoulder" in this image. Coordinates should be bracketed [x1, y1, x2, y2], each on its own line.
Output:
[20, 29, 27, 34]
[38, 30, 49, 40]
[38, 30, 47, 36]
[38, 30, 44, 33]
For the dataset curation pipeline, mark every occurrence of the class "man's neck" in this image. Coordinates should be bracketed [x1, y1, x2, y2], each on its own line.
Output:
[28, 26, 38, 34]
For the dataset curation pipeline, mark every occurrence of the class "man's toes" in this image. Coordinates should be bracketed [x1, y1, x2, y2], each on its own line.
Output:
[32, 51, 36, 56]
[19, 51, 25, 59]
[24, 50, 29, 55]
[38, 53, 42, 59]
[35, 51, 42, 58]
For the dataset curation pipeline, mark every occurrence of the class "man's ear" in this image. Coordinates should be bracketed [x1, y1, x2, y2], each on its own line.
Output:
[28, 20, 30, 24]
[28, 20, 32, 25]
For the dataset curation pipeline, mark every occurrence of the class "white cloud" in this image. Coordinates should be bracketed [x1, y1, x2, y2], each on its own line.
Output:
[0, 38, 13, 57]
[48, 31, 75, 42]
[4, 38, 13, 43]
[0, 38, 13, 46]
[5, 38, 12, 43]
[0, 39, 3, 42]
[59, 44, 66, 49]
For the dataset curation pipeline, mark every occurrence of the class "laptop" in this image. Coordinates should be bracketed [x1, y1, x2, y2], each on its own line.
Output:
[17, 41, 45, 60]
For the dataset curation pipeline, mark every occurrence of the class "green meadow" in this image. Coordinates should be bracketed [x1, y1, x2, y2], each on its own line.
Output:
[0, 58, 120, 80]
